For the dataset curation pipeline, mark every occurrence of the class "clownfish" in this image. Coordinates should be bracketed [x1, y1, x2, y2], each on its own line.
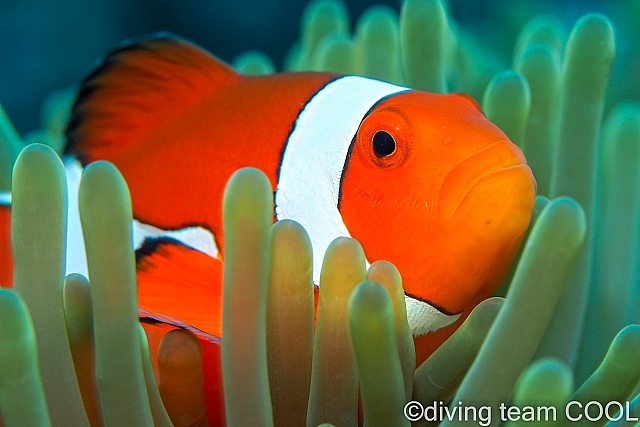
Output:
[63, 34, 536, 342]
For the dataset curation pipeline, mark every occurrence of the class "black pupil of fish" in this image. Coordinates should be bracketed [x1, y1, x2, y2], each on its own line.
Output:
[372, 131, 395, 157]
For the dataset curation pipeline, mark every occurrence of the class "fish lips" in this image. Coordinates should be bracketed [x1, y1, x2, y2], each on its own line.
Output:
[403, 140, 536, 317]
[437, 139, 534, 219]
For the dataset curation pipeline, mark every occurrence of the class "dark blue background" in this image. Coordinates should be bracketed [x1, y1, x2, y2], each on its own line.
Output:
[0, 0, 624, 134]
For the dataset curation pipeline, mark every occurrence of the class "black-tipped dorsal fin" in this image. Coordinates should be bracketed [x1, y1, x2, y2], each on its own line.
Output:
[65, 33, 239, 164]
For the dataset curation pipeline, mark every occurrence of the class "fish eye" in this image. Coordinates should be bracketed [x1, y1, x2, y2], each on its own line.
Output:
[372, 131, 395, 157]
[357, 106, 413, 169]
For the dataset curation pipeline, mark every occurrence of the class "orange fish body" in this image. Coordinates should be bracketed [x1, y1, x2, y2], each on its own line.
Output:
[65, 34, 536, 344]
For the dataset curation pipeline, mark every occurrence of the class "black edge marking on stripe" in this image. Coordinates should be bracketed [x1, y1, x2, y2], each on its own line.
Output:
[404, 291, 461, 317]
[138, 315, 221, 344]
[134, 219, 214, 234]
[135, 236, 185, 264]
[135, 232, 214, 265]
[132, 216, 221, 253]
[273, 74, 346, 218]
[337, 92, 398, 211]
[337, 133, 357, 211]
[138, 316, 165, 327]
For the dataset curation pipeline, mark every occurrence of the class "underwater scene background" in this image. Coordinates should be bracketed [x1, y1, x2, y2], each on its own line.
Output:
[1, 0, 640, 426]
[2, 0, 639, 134]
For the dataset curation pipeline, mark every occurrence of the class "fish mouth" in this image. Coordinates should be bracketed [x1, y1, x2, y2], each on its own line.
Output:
[437, 140, 528, 217]
[404, 292, 461, 336]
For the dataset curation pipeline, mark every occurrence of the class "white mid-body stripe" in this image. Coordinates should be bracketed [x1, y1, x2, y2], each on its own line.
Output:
[65, 158, 88, 276]
[0, 192, 10, 205]
[131, 221, 218, 259]
[275, 76, 409, 283]
[405, 296, 461, 335]
[64, 157, 218, 278]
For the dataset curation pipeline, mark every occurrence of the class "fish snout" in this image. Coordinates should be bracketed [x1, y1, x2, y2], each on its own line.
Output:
[403, 140, 536, 315]
[437, 140, 533, 218]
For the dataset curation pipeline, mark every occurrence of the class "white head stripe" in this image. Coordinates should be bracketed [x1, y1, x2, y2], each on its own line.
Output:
[275, 76, 409, 285]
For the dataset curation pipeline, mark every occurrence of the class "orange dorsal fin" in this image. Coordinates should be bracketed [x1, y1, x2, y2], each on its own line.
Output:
[0, 204, 12, 289]
[136, 237, 223, 342]
[65, 33, 239, 164]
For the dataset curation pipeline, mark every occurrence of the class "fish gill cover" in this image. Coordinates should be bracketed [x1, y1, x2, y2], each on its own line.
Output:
[0, 0, 639, 426]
